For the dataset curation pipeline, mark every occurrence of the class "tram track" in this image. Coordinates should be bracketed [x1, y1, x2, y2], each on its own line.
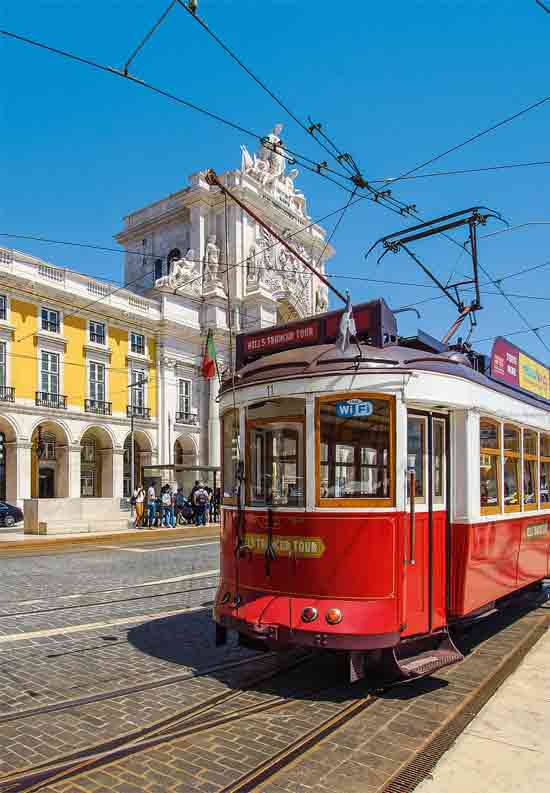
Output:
[2, 595, 548, 793]
[0, 651, 315, 793]
[0, 579, 218, 619]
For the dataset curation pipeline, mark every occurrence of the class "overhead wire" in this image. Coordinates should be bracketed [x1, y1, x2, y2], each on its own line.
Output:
[123, 0, 178, 75]
[387, 94, 550, 188]
[370, 159, 550, 184]
[0, 29, 353, 185]
[173, 0, 358, 179]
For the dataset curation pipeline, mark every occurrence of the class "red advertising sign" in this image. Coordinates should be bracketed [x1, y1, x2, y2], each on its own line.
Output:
[243, 320, 320, 356]
[491, 337, 520, 387]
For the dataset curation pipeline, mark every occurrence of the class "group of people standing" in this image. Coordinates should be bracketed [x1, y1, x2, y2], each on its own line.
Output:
[131, 480, 219, 528]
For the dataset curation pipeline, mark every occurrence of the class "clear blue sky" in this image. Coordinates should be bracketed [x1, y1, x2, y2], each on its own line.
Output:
[2, 1, 549, 359]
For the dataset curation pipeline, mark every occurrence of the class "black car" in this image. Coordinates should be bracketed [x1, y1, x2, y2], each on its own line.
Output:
[0, 501, 23, 527]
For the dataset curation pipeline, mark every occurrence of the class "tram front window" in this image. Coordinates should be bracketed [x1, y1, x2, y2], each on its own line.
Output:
[248, 398, 305, 507]
[318, 395, 393, 505]
[222, 409, 240, 504]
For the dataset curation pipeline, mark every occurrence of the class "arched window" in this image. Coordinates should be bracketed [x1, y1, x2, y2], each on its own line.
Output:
[167, 249, 181, 272]
[38, 432, 56, 461]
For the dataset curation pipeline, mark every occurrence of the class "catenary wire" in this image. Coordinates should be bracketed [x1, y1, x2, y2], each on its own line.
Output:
[174, 0, 357, 179]
[8, 191, 367, 346]
[123, 0, 178, 75]
[370, 159, 550, 184]
[0, 29, 353, 185]
[387, 94, 550, 188]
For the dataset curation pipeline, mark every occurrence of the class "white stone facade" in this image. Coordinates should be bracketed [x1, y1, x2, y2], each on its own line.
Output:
[0, 127, 334, 529]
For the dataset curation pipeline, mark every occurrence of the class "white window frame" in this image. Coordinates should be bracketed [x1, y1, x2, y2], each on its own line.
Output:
[89, 360, 107, 403]
[88, 319, 107, 346]
[178, 378, 192, 416]
[40, 350, 61, 396]
[81, 470, 95, 497]
[130, 331, 146, 356]
[40, 305, 62, 334]
[130, 366, 147, 409]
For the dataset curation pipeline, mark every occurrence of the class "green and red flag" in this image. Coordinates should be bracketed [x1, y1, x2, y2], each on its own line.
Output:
[201, 329, 218, 379]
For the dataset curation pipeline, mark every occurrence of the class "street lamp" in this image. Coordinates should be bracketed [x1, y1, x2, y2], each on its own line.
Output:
[127, 377, 148, 505]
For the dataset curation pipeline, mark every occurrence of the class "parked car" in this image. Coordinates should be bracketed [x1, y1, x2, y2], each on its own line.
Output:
[0, 501, 23, 527]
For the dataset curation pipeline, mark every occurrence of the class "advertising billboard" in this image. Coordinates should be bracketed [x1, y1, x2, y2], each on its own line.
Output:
[491, 337, 550, 402]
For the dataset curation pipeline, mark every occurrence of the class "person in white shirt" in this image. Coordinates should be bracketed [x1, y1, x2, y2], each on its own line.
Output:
[146, 484, 156, 528]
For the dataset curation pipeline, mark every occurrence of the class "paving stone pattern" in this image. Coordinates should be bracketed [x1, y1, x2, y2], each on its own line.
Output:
[45, 598, 549, 793]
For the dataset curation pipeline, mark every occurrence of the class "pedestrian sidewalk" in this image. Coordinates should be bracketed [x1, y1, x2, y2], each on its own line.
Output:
[0, 522, 220, 550]
[416, 623, 550, 793]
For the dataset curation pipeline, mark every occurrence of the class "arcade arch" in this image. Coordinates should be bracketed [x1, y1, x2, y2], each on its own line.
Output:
[0, 415, 18, 502]
[30, 420, 70, 498]
[80, 426, 114, 498]
[123, 430, 153, 496]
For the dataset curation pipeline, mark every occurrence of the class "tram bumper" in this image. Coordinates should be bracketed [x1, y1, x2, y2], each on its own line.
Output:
[214, 592, 400, 651]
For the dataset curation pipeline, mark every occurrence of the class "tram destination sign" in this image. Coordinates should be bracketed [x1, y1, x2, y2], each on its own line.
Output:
[335, 399, 374, 418]
[236, 298, 397, 369]
[490, 337, 550, 402]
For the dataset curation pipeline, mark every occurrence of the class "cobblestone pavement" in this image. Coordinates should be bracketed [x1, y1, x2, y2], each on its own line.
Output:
[1, 541, 548, 793]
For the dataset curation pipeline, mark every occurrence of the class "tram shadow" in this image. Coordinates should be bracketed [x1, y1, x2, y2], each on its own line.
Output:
[127, 588, 548, 704]
[126, 608, 373, 704]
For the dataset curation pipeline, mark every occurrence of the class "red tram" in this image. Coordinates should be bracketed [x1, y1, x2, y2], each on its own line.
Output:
[213, 299, 550, 680]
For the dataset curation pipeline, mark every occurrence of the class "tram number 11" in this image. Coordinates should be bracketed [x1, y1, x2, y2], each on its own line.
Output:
[266, 384, 274, 397]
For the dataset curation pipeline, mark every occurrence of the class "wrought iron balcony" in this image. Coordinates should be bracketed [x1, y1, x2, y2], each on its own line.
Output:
[85, 398, 112, 415]
[127, 405, 151, 419]
[175, 411, 198, 425]
[36, 391, 67, 409]
[0, 385, 15, 402]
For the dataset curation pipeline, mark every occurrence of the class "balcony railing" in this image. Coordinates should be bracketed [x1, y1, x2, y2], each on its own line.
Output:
[85, 399, 112, 415]
[127, 405, 151, 419]
[36, 392, 67, 409]
[175, 412, 198, 425]
[0, 385, 15, 402]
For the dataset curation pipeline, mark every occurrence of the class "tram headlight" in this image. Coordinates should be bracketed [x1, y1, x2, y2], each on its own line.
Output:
[301, 607, 318, 623]
[325, 608, 343, 625]
[221, 592, 231, 604]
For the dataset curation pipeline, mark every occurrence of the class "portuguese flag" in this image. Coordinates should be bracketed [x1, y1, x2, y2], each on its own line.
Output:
[201, 329, 218, 379]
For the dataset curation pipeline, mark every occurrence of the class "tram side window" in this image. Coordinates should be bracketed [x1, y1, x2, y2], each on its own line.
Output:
[318, 396, 393, 505]
[541, 435, 550, 506]
[407, 417, 426, 503]
[503, 424, 521, 512]
[248, 398, 305, 507]
[523, 430, 538, 511]
[480, 419, 500, 515]
[222, 409, 240, 504]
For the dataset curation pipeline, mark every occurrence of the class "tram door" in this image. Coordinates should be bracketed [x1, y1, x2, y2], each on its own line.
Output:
[404, 412, 448, 637]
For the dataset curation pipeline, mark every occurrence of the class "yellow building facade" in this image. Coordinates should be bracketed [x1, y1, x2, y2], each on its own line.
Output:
[0, 248, 200, 532]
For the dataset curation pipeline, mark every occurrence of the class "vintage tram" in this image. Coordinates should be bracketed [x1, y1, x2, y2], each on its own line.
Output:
[213, 299, 550, 680]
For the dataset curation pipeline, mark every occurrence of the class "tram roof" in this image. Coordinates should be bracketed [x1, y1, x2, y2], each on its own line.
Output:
[223, 339, 550, 414]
